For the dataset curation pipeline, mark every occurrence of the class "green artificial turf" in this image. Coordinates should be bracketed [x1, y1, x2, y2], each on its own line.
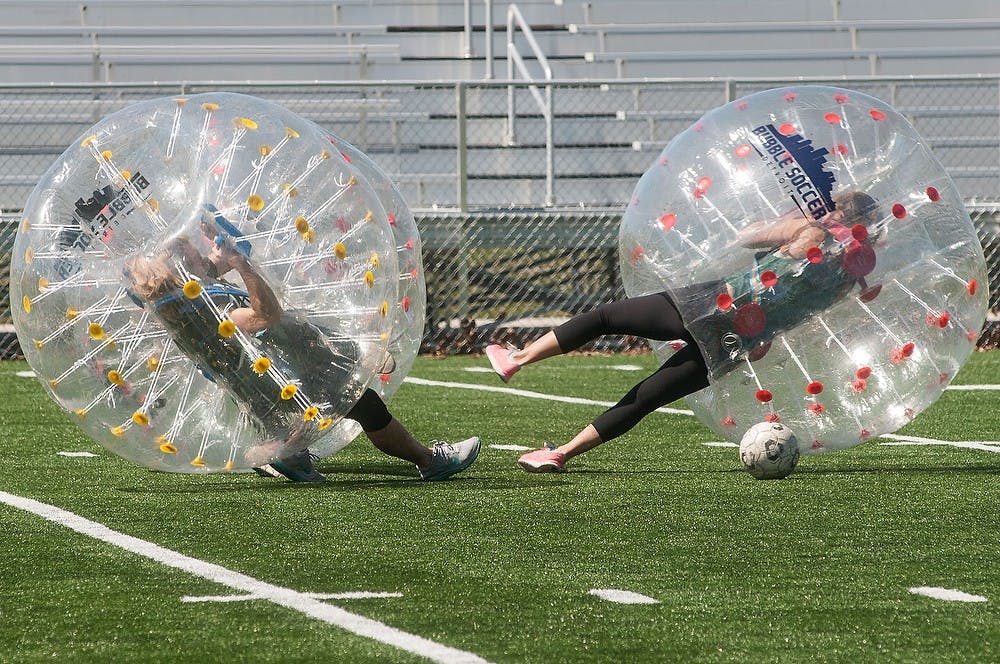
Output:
[1, 352, 999, 663]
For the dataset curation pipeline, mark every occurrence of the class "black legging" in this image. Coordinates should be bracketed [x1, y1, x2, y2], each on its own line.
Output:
[553, 292, 710, 441]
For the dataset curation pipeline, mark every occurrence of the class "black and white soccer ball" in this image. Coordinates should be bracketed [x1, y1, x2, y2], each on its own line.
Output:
[739, 421, 800, 480]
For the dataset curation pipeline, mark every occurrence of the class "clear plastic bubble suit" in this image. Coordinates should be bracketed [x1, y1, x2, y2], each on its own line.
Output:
[11, 92, 401, 472]
[619, 86, 988, 452]
[310, 132, 426, 459]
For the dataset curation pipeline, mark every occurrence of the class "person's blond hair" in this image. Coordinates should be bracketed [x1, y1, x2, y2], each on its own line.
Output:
[126, 251, 182, 302]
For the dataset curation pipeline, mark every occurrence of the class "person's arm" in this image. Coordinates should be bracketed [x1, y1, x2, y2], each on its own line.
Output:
[737, 213, 825, 258]
[218, 248, 282, 333]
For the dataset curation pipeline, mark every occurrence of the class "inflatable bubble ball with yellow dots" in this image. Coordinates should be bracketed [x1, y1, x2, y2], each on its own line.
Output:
[11, 92, 403, 473]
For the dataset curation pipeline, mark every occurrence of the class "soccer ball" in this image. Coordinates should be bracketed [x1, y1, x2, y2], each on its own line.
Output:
[739, 421, 800, 480]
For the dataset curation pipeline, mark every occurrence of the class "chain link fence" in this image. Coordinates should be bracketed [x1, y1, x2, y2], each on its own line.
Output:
[1, 77, 999, 357]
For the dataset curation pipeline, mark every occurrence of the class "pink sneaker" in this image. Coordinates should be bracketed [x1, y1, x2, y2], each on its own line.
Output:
[518, 448, 567, 473]
[485, 344, 520, 383]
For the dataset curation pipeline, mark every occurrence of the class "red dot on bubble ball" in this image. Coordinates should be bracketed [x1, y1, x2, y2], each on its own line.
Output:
[659, 213, 676, 230]
[809, 403, 826, 415]
[755, 389, 773, 403]
[851, 224, 868, 241]
[760, 270, 778, 288]
[716, 292, 733, 311]
[926, 186, 940, 201]
[778, 123, 796, 135]
[806, 381, 824, 395]
[834, 93, 849, 104]
[870, 109, 886, 121]
[967, 279, 978, 296]
[402, 296, 411, 312]
[824, 113, 841, 124]
[852, 378, 867, 392]
[806, 246, 823, 263]
[856, 366, 872, 380]
[936, 312, 950, 328]
[735, 144, 751, 158]
[901, 342, 915, 357]
[785, 93, 797, 102]
[892, 203, 906, 219]
[833, 144, 848, 156]
[722, 416, 736, 427]
[764, 413, 781, 423]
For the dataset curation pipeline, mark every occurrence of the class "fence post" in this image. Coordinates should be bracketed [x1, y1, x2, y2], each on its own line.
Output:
[456, 82, 469, 213]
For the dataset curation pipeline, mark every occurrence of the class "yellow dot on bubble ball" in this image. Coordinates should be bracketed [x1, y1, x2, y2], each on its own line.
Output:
[47, 378, 58, 389]
[218, 320, 236, 338]
[283, 184, 298, 198]
[146, 198, 160, 212]
[174, 98, 187, 106]
[160, 442, 178, 454]
[370, 253, 380, 268]
[183, 281, 202, 298]
[110, 426, 126, 437]
[280, 384, 298, 400]
[237, 117, 258, 130]
[88, 322, 105, 339]
[147, 356, 160, 372]
[20, 218, 30, 232]
[21, 296, 31, 313]
[253, 357, 271, 374]
[224, 460, 235, 471]
[285, 127, 299, 139]
[364, 271, 375, 288]
[379, 301, 389, 317]
[191, 456, 206, 467]
[24, 247, 33, 264]
[34, 340, 45, 349]
[101, 150, 113, 161]
[248, 195, 264, 211]
[347, 175, 357, 186]
[318, 418, 333, 431]
[108, 370, 124, 385]
[38, 277, 49, 290]
[104, 341, 117, 351]
[75, 409, 87, 419]
[334, 243, 347, 260]
[364, 209, 373, 222]
[295, 216, 310, 234]
[120, 170, 131, 181]
[259, 145, 272, 157]
[304, 407, 319, 421]
[303, 229, 315, 243]
[132, 412, 149, 426]
[202, 102, 219, 111]
[66, 308, 78, 320]
[81, 135, 96, 147]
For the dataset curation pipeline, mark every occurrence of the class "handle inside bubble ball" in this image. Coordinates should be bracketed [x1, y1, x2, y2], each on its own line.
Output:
[202, 204, 252, 258]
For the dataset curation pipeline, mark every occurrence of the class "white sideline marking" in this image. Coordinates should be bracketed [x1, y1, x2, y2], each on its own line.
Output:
[405, 378, 999, 451]
[15, 371, 36, 378]
[945, 384, 1000, 390]
[462, 367, 497, 373]
[183, 591, 403, 603]
[588, 588, 660, 605]
[0, 491, 489, 664]
[489, 444, 534, 451]
[57, 451, 100, 458]
[909, 586, 988, 602]
[404, 377, 695, 416]
[879, 434, 1000, 453]
[464, 364, 642, 373]
[703, 442, 738, 448]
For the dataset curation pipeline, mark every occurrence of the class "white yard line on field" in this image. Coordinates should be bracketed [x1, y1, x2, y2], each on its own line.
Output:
[588, 588, 660, 604]
[183, 591, 403, 603]
[0, 491, 489, 664]
[403, 377, 695, 416]
[405, 378, 1000, 451]
[909, 586, 988, 602]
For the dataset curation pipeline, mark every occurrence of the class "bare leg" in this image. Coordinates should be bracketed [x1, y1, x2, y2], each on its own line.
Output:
[510, 330, 564, 366]
[555, 424, 603, 460]
[365, 418, 433, 467]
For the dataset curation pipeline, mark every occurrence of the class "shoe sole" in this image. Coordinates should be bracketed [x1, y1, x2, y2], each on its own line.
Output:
[421, 439, 481, 481]
[485, 348, 513, 383]
[518, 458, 565, 473]
[269, 460, 326, 483]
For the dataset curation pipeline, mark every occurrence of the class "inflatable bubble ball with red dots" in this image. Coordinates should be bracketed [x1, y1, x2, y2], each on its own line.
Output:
[619, 85, 988, 453]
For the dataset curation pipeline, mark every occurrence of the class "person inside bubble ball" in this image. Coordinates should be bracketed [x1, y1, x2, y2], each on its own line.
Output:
[125, 209, 480, 482]
[485, 191, 882, 473]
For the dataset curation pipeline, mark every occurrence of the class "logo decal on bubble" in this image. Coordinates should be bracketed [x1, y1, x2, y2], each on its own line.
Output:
[73, 172, 151, 240]
[750, 124, 836, 221]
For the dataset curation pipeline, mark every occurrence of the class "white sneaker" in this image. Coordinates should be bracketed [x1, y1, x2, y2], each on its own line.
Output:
[418, 437, 481, 481]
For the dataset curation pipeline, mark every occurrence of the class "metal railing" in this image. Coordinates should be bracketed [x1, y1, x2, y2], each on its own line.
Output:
[505, 3, 554, 206]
